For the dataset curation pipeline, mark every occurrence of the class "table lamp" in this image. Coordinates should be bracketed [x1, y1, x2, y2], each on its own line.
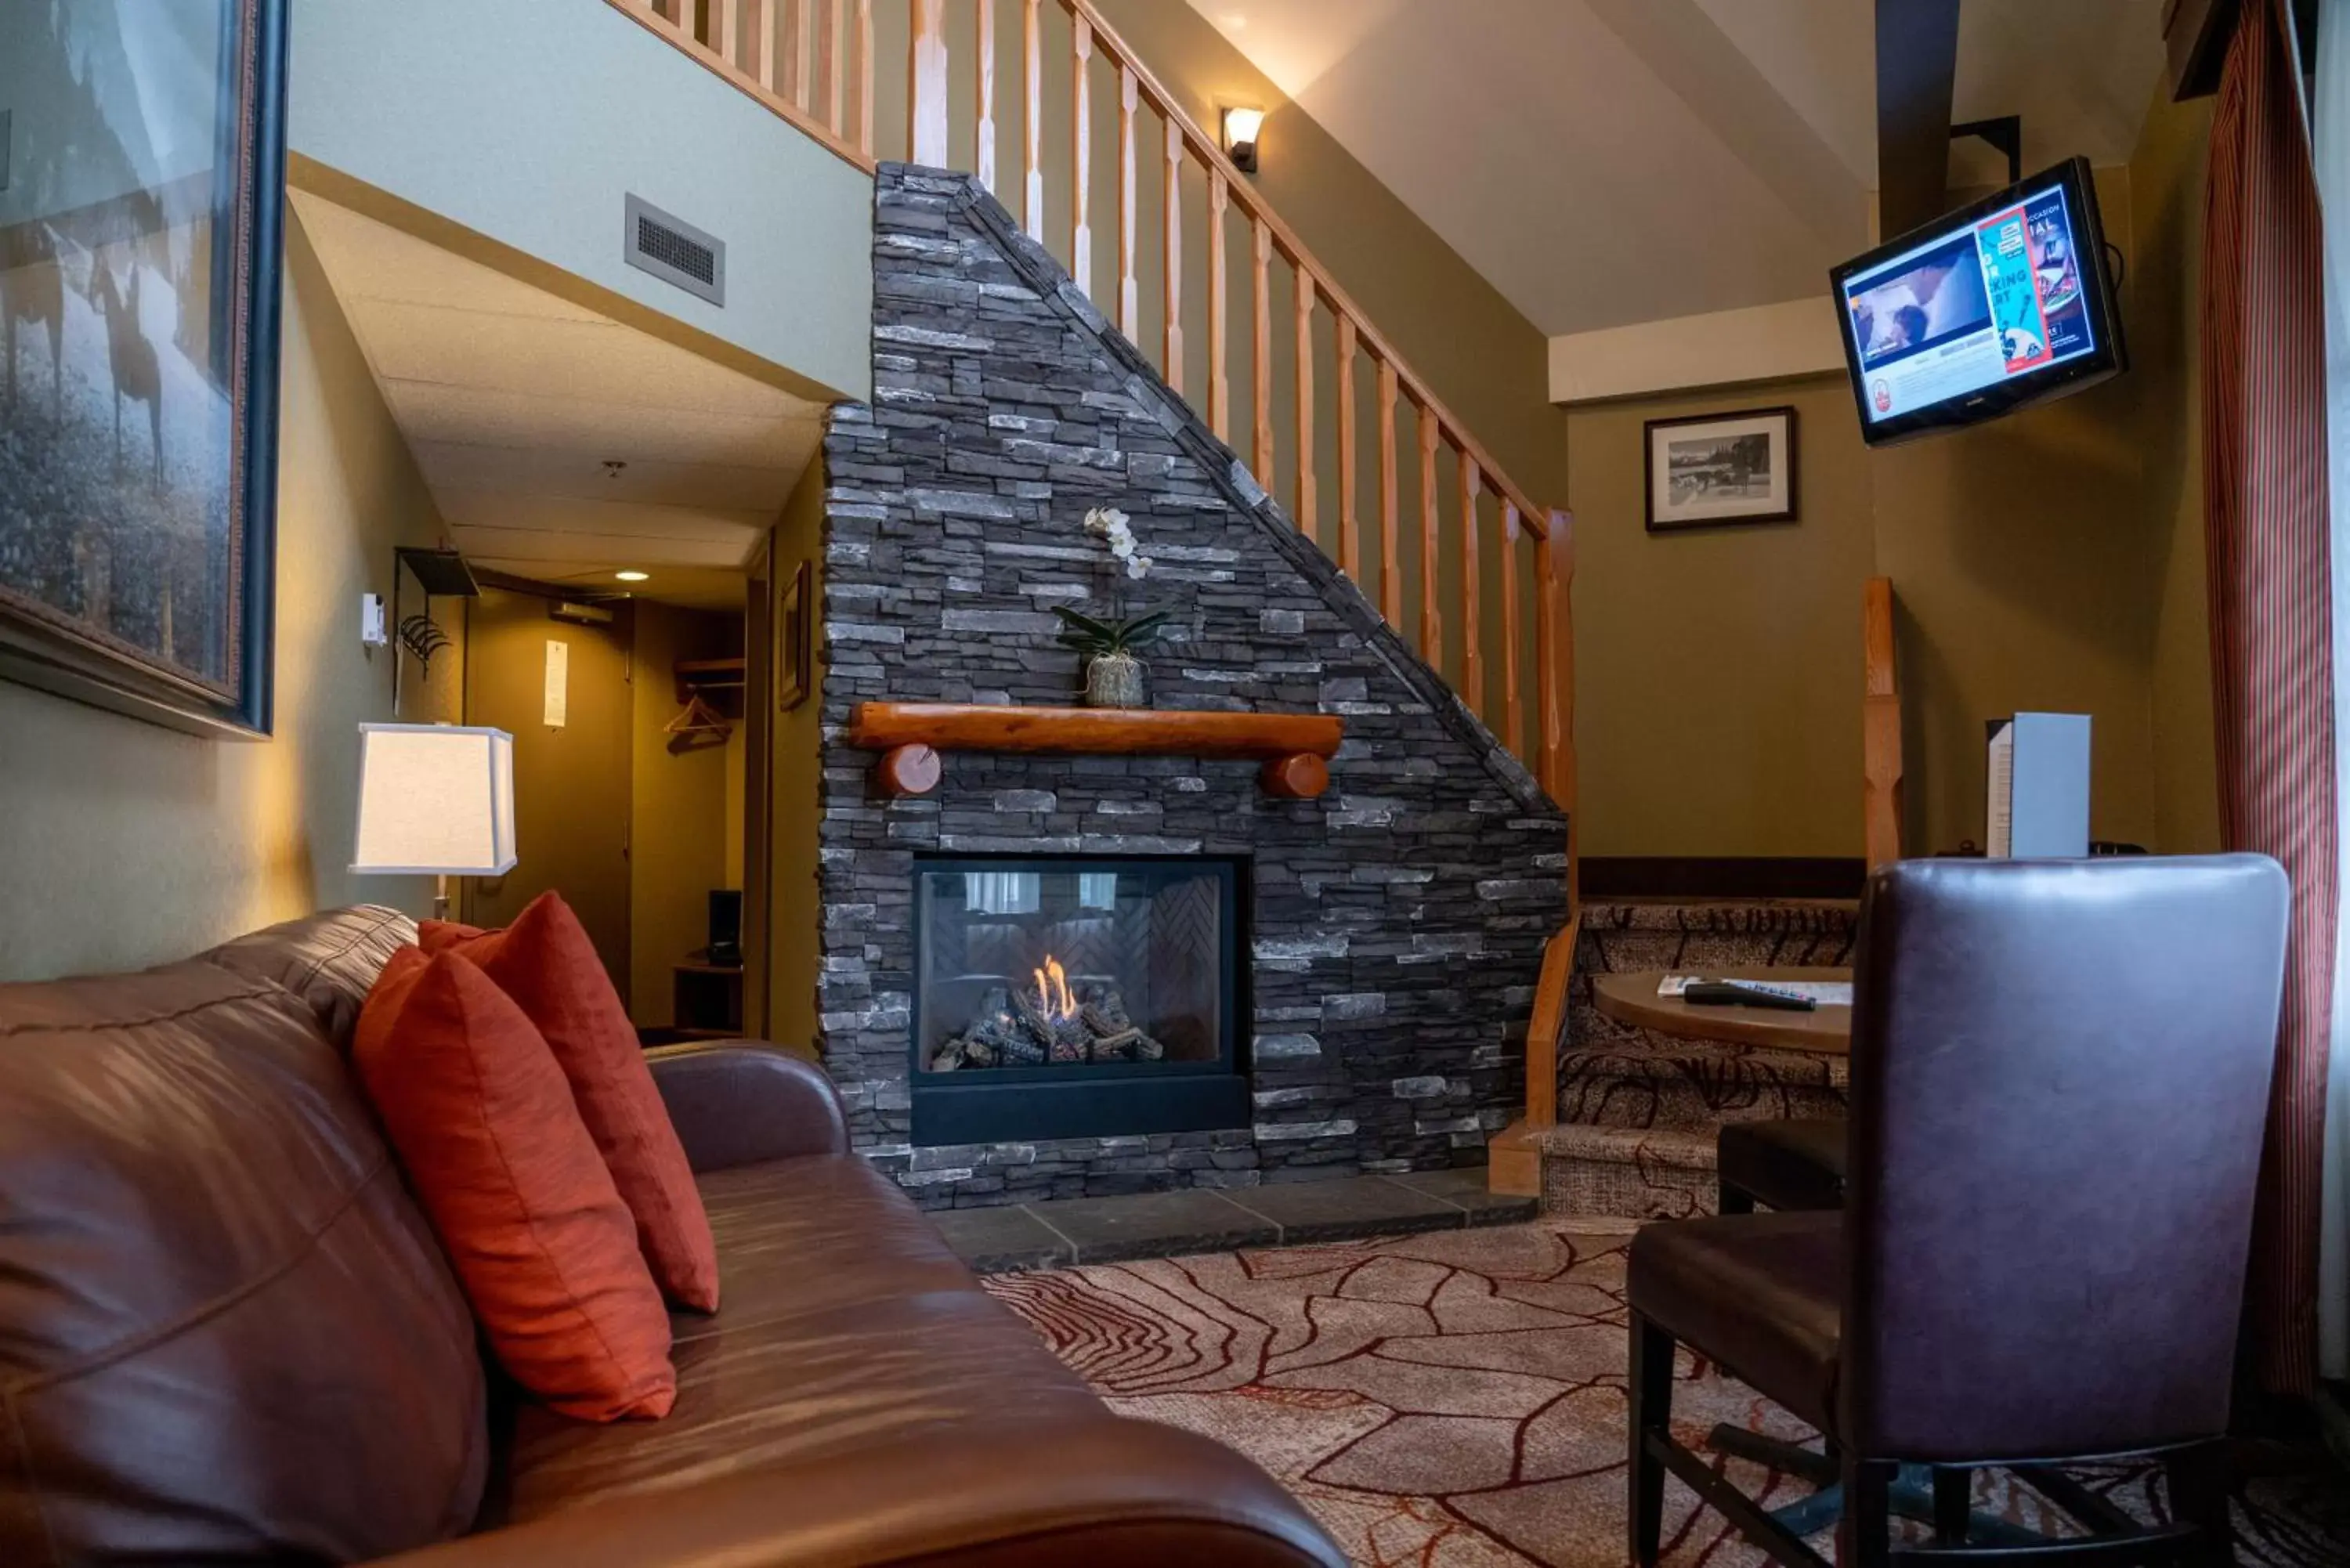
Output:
[351, 723, 517, 920]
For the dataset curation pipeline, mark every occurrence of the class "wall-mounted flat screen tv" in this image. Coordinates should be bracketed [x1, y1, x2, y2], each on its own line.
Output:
[1831, 157, 2125, 446]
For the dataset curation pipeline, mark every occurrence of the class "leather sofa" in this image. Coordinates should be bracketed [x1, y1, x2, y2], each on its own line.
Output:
[0, 906, 1345, 1567]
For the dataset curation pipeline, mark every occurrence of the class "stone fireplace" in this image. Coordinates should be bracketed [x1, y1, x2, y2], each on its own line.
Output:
[911, 854, 1248, 1145]
[812, 167, 1570, 1208]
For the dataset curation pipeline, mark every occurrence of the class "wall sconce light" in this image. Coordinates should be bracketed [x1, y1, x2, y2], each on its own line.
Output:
[1223, 106, 1265, 174]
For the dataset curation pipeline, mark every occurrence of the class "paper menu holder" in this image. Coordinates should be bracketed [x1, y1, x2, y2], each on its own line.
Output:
[1985, 712, 2092, 858]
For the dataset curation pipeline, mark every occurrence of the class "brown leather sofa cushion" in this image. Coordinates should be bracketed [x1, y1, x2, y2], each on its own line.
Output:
[0, 943, 489, 1564]
[495, 1155, 1104, 1524]
[203, 903, 418, 1046]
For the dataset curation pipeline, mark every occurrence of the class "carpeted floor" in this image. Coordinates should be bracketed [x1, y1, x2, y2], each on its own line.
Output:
[980, 1218, 2350, 1567]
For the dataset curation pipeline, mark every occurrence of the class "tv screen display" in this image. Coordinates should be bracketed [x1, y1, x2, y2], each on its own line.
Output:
[1830, 157, 2124, 446]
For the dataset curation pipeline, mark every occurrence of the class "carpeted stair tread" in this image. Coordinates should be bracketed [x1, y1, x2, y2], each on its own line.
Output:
[1528, 1122, 1719, 1169]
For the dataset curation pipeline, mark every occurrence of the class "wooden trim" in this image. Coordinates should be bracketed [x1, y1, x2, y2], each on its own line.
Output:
[1293, 278, 1316, 536]
[601, 0, 874, 173]
[1862, 576, 1903, 869]
[1252, 219, 1274, 483]
[1336, 316, 1359, 580]
[1070, 14, 1093, 293]
[1117, 64, 1140, 338]
[1162, 117, 1184, 394]
[849, 701, 1343, 760]
[908, 0, 949, 166]
[1459, 457, 1482, 717]
[1377, 359, 1401, 626]
[973, 0, 996, 186]
[1208, 171, 1230, 442]
[1500, 502, 1523, 757]
[1417, 404, 1442, 660]
[1524, 911, 1579, 1129]
[1021, 0, 1045, 240]
[1578, 857, 1868, 901]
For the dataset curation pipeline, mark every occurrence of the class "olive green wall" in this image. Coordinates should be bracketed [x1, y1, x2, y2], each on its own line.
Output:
[762, 459, 826, 1051]
[1567, 378, 1876, 856]
[1567, 139, 2217, 860]
[0, 210, 456, 981]
[628, 602, 744, 1028]
[2131, 89, 2222, 854]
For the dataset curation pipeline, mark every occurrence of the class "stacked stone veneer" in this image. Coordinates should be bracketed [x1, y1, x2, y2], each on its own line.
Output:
[815, 166, 1570, 1207]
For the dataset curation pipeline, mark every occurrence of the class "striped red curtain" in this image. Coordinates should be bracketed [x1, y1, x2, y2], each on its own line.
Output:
[2203, 0, 2336, 1396]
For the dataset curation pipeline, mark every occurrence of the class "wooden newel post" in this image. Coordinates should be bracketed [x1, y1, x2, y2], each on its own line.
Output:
[1862, 576, 1903, 869]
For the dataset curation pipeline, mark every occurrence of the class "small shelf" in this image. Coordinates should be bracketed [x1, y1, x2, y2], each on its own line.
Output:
[847, 702, 1344, 799]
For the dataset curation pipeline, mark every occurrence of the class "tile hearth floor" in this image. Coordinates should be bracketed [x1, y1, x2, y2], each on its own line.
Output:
[927, 1168, 1536, 1273]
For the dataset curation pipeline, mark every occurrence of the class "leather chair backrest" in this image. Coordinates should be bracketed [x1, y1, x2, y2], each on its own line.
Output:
[1840, 855, 2287, 1461]
[0, 910, 486, 1564]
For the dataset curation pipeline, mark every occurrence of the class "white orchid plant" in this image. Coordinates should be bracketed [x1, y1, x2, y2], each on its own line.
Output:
[1054, 506, 1172, 659]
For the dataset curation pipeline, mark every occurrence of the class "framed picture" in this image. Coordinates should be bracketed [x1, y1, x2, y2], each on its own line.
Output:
[1644, 406, 1799, 531]
[776, 559, 812, 711]
[0, 0, 289, 734]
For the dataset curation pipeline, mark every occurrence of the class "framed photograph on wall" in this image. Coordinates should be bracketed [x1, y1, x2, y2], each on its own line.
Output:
[776, 559, 811, 711]
[1644, 406, 1799, 531]
[0, 0, 289, 734]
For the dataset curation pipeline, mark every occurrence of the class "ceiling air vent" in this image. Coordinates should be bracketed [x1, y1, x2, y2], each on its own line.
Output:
[624, 193, 725, 306]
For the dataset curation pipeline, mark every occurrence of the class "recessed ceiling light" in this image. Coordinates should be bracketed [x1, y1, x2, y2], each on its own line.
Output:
[615, 570, 649, 583]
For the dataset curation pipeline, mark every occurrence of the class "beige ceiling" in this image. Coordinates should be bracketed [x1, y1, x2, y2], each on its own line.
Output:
[1190, 0, 2167, 338]
[290, 190, 826, 610]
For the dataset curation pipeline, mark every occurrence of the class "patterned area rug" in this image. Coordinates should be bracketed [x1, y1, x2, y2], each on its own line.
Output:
[981, 1219, 2350, 1567]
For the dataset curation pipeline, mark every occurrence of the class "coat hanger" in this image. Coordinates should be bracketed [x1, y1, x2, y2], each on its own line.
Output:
[664, 692, 733, 740]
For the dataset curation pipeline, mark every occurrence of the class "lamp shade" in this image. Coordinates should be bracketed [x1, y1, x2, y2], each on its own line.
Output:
[351, 724, 518, 876]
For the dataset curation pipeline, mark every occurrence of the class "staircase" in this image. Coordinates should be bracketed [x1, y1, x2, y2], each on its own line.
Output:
[608, 0, 1577, 823]
[1530, 899, 1856, 1217]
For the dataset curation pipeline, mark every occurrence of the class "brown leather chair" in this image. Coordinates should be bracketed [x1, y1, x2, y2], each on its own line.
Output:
[1716, 1116, 1846, 1214]
[1628, 855, 2289, 1567]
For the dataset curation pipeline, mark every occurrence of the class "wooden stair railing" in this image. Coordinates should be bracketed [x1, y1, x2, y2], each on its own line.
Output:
[1863, 577, 1902, 869]
[605, 0, 1578, 833]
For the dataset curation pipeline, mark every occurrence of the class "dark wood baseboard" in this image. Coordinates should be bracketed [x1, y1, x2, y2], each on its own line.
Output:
[1580, 857, 1867, 901]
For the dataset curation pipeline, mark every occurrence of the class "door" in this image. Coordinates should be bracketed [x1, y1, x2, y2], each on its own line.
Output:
[462, 587, 634, 1002]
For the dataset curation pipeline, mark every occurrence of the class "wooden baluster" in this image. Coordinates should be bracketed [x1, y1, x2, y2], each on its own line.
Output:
[1251, 220, 1273, 482]
[1336, 314, 1358, 579]
[1459, 458, 1482, 717]
[1292, 278, 1315, 535]
[1377, 359, 1401, 626]
[1535, 511, 1576, 823]
[1162, 118, 1184, 395]
[1071, 16, 1093, 295]
[794, 0, 813, 110]
[1418, 406, 1441, 661]
[1208, 171, 1230, 441]
[855, 0, 873, 154]
[819, 0, 843, 137]
[1117, 65, 1139, 339]
[1022, 0, 1044, 240]
[974, 0, 997, 190]
[782, 0, 806, 108]
[714, 0, 739, 62]
[673, 0, 697, 42]
[1500, 501, 1523, 757]
[908, 0, 948, 165]
[747, 0, 774, 89]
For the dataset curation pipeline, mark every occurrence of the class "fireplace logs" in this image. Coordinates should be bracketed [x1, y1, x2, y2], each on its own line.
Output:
[930, 974, 1167, 1071]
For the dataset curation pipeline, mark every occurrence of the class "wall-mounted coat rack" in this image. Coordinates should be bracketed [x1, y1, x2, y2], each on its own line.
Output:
[391, 547, 479, 710]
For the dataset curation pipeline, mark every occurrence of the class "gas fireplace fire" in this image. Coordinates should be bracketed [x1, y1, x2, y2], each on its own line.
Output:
[911, 856, 1247, 1144]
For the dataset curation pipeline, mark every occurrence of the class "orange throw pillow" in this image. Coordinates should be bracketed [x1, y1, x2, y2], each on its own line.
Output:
[355, 948, 675, 1422]
[424, 894, 721, 1313]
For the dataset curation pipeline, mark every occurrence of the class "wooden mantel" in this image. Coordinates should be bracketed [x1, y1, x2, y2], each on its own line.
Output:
[847, 703, 1345, 800]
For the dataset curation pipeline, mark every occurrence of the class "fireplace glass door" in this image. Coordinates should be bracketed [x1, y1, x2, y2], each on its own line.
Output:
[915, 858, 1238, 1080]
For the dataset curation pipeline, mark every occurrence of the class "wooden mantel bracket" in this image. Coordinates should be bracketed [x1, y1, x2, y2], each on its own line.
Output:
[847, 702, 1345, 800]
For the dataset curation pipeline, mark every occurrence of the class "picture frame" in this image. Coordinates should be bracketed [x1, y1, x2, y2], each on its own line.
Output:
[1644, 406, 1799, 532]
[776, 559, 812, 711]
[0, 0, 289, 735]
